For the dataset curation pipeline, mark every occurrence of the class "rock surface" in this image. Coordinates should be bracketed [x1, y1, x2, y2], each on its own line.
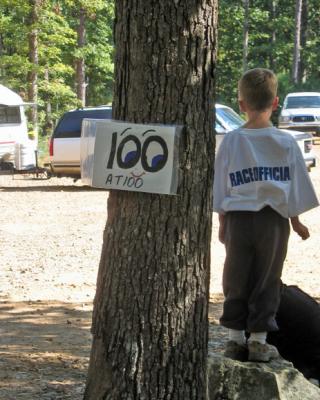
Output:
[208, 354, 320, 400]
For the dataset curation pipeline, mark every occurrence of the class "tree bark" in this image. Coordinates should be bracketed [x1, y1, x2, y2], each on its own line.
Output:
[84, 1, 217, 399]
[76, 8, 86, 107]
[0, 34, 3, 78]
[43, 67, 53, 136]
[243, 0, 250, 72]
[298, 0, 308, 82]
[27, 0, 40, 135]
[293, 0, 303, 84]
[269, 0, 277, 70]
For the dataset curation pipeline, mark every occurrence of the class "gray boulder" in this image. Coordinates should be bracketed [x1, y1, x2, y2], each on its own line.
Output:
[208, 353, 320, 400]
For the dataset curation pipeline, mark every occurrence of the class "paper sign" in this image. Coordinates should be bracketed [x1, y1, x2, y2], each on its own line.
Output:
[81, 119, 181, 194]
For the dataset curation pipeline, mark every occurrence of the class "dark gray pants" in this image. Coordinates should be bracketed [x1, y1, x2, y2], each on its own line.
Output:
[220, 207, 290, 332]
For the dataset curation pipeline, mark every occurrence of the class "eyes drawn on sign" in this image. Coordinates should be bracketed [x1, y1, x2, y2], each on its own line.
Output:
[81, 119, 180, 194]
[106, 127, 169, 172]
[103, 126, 171, 190]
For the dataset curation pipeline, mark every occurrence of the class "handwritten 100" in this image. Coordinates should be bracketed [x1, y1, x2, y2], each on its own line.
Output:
[106, 128, 169, 173]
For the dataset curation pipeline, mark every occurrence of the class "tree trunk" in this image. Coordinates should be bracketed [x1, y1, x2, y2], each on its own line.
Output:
[43, 67, 53, 136]
[269, 0, 277, 70]
[84, 1, 217, 399]
[0, 34, 3, 78]
[298, 0, 308, 82]
[27, 0, 40, 136]
[243, 0, 250, 72]
[293, 0, 303, 84]
[76, 8, 86, 107]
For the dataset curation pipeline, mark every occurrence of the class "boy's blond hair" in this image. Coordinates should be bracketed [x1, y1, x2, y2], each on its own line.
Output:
[238, 68, 278, 111]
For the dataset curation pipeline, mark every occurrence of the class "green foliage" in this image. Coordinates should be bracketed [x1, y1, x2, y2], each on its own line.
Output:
[217, 0, 320, 109]
[85, 4, 114, 105]
[37, 133, 50, 164]
[0, 0, 318, 136]
[216, 0, 244, 109]
[0, 0, 114, 136]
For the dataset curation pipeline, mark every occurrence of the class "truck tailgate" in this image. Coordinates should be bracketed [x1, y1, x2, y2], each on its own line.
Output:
[53, 138, 80, 165]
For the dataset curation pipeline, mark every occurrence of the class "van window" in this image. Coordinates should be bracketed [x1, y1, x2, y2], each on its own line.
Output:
[0, 106, 21, 124]
[54, 108, 112, 138]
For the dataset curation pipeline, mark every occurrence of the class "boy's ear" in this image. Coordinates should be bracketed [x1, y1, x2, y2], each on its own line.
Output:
[239, 99, 247, 112]
[272, 96, 279, 111]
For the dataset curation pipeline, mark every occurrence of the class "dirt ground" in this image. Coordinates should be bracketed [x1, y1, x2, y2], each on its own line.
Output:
[0, 146, 319, 399]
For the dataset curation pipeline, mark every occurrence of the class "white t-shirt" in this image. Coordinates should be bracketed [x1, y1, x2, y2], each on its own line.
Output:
[213, 127, 319, 218]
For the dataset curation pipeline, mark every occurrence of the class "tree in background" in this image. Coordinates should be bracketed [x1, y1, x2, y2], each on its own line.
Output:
[84, 0, 217, 398]
[292, 0, 303, 84]
[67, 0, 110, 107]
[243, 0, 249, 72]
[269, 0, 277, 70]
[0, 0, 75, 132]
[0, 0, 114, 135]
[217, 0, 320, 109]
[216, 0, 243, 109]
[85, 0, 114, 106]
[304, 0, 320, 83]
[27, 0, 40, 135]
[75, 6, 86, 106]
[0, 0, 319, 133]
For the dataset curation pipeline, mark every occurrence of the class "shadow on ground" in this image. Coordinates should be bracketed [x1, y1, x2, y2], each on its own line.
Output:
[0, 301, 93, 400]
[0, 298, 226, 399]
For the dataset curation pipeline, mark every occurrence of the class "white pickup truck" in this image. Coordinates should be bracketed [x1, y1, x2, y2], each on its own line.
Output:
[49, 106, 112, 178]
[278, 92, 320, 136]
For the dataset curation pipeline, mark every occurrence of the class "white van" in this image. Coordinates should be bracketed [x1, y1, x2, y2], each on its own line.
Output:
[0, 84, 37, 171]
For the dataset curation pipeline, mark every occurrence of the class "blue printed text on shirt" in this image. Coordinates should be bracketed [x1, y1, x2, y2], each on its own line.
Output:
[229, 166, 290, 187]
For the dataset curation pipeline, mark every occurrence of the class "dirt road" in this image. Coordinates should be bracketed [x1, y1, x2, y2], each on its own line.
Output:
[0, 146, 319, 399]
[0, 177, 107, 399]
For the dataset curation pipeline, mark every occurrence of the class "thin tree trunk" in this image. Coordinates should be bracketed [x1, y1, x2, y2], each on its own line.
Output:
[293, 0, 303, 84]
[75, 8, 86, 107]
[0, 34, 3, 78]
[269, 0, 277, 70]
[243, 0, 250, 72]
[298, 0, 308, 82]
[84, 1, 217, 399]
[43, 67, 53, 136]
[28, 0, 39, 135]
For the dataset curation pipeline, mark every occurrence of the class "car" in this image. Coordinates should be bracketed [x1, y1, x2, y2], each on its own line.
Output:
[215, 103, 246, 149]
[49, 106, 112, 178]
[278, 92, 320, 136]
[49, 103, 316, 178]
[215, 103, 316, 169]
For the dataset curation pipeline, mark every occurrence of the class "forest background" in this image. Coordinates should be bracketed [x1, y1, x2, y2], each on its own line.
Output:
[0, 0, 319, 141]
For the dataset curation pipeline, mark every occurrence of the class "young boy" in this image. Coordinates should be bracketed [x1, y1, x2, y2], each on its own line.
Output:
[213, 68, 319, 362]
